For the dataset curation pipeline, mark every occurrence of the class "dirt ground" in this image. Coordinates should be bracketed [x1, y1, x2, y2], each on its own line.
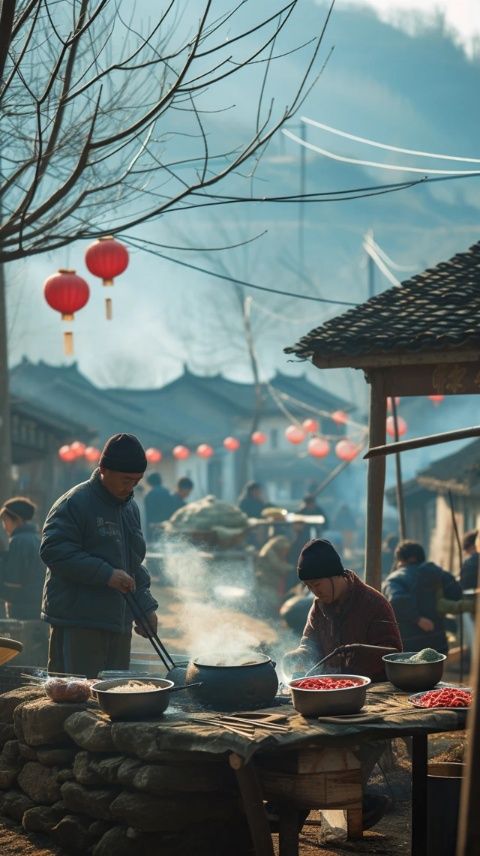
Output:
[0, 581, 467, 854]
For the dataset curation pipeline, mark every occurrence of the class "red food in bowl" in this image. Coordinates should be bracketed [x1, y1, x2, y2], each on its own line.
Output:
[291, 676, 366, 691]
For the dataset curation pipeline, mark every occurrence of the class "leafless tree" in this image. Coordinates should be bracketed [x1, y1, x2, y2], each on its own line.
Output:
[0, 0, 327, 262]
[0, 0, 331, 497]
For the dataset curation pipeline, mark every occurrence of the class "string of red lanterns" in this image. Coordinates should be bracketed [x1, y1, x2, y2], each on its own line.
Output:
[285, 425, 305, 445]
[145, 448, 162, 463]
[308, 437, 330, 458]
[386, 415, 408, 438]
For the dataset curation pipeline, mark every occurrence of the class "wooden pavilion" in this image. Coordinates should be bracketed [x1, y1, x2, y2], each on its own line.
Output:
[285, 239, 480, 856]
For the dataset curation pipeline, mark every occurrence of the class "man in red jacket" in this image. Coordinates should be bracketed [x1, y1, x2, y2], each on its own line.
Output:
[282, 539, 402, 831]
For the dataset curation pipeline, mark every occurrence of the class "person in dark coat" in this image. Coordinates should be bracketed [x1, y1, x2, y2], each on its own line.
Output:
[0, 497, 45, 619]
[41, 433, 158, 678]
[144, 473, 173, 540]
[297, 494, 328, 527]
[238, 481, 267, 519]
[169, 477, 194, 516]
[383, 540, 462, 654]
[460, 529, 478, 591]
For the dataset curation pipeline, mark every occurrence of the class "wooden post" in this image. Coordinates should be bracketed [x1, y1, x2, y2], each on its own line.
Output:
[364, 371, 386, 590]
[456, 583, 480, 856]
[391, 397, 406, 539]
[229, 753, 274, 856]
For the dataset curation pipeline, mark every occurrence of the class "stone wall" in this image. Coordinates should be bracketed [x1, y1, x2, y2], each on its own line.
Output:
[0, 687, 252, 856]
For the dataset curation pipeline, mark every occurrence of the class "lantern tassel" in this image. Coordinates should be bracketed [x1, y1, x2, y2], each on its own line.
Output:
[105, 297, 113, 320]
[63, 331, 74, 356]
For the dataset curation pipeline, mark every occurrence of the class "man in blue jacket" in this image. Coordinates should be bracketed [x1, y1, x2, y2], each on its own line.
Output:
[383, 540, 462, 653]
[41, 433, 158, 678]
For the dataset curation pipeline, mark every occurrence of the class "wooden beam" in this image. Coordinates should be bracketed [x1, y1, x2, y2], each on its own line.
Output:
[311, 350, 480, 371]
[364, 425, 480, 459]
[364, 372, 386, 590]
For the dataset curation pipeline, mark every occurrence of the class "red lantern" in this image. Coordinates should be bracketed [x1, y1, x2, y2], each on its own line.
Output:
[386, 416, 407, 438]
[331, 410, 348, 425]
[335, 439, 359, 462]
[173, 445, 190, 460]
[387, 397, 401, 413]
[58, 444, 76, 462]
[308, 437, 330, 458]
[223, 436, 240, 452]
[43, 269, 90, 355]
[429, 395, 444, 406]
[85, 236, 129, 320]
[70, 441, 86, 458]
[84, 446, 101, 463]
[251, 431, 267, 446]
[302, 418, 319, 434]
[145, 448, 162, 463]
[285, 425, 305, 445]
[197, 444, 214, 459]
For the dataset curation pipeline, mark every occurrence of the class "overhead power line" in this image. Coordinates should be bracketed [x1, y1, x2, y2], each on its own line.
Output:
[282, 129, 480, 176]
[300, 118, 480, 164]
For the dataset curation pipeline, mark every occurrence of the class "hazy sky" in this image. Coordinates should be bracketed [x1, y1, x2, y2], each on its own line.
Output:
[341, 0, 480, 53]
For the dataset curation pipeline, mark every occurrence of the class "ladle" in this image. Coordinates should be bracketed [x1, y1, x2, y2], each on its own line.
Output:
[305, 644, 398, 677]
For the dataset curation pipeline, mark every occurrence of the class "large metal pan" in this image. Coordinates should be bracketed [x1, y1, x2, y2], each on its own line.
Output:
[92, 677, 198, 720]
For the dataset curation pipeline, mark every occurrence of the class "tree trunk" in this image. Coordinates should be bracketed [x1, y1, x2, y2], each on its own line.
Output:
[0, 260, 12, 502]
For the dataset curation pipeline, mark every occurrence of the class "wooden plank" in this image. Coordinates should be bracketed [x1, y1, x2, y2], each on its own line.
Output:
[346, 807, 363, 839]
[381, 362, 480, 396]
[364, 425, 480, 459]
[411, 733, 428, 856]
[365, 371, 387, 590]
[312, 350, 480, 370]
[278, 809, 300, 856]
[456, 577, 480, 856]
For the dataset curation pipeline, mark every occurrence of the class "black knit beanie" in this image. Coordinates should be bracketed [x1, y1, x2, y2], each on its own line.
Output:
[0, 497, 36, 521]
[99, 433, 147, 473]
[297, 538, 345, 581]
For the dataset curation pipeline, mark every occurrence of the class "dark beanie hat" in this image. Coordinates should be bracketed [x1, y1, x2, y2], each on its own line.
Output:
[0, 497, 36, 521]
[297, 538, 345, 581]
[99, 433, 147, 473]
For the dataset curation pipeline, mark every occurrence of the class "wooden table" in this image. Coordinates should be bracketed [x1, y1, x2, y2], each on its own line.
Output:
[155, 683, 467, 856]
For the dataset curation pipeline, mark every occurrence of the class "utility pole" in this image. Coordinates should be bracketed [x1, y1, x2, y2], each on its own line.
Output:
[366, 228, 375, 299]
[298, 121, 307, 276]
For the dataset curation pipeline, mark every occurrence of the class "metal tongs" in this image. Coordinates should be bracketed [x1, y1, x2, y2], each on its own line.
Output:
[123, 591, 176, 672]
[305, 643, 398, 677]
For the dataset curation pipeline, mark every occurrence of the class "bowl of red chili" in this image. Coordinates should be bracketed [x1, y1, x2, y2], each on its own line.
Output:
[288, 674, 371, 717]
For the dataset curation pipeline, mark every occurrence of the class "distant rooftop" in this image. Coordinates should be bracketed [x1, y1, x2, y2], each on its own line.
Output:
[285, 241, 480, 367]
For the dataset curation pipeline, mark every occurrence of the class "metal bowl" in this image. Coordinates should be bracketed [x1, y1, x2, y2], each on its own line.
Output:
[288, 674, 371, 717]
[92, 677, 174, 720]
[382, 652, 446, 692]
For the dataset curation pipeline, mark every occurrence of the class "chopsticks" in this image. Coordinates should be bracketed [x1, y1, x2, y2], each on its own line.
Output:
[188, 714, 290, 738]
[123, 591, 176, 672]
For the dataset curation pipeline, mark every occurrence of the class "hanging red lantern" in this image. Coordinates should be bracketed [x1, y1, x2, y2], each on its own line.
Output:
[145, 448, 162, 463]
[197, 444, 214, 459]
[173, 445, 190, 460]
[335, 439, 359, 462]
[331, 410, 348, 425]
[223, 436, 240, 452]
[308, 437, 330, 458]
[43, 269, 90, 355]
[84, 446, 101, 463]
[285, 425, 305, 445]
[58, 444, 76, 462]
[85, 236, 129, 320]
[428, 395, 444, 406]
[302, 418, 319, 434]
[70, 441, 86, 458]
[386, 416, 408, 438]
[251, 431, 267, 446]
[386, 397, 401, 413]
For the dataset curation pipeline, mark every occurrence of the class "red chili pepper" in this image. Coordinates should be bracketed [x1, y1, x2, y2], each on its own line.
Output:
[415, 688, 471, 708]
[292, 677, 365, 690]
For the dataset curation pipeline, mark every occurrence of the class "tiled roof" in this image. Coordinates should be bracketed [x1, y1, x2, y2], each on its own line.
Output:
[285, 241, 480, 363]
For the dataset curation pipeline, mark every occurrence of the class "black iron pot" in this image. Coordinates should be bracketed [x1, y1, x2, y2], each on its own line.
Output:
[184, 653, 278, 711]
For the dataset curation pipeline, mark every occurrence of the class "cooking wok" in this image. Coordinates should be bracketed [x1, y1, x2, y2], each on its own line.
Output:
[184, 653, 279, 711]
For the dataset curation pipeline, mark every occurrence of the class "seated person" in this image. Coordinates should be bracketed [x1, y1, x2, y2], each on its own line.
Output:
[283, 539, 402, 831]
